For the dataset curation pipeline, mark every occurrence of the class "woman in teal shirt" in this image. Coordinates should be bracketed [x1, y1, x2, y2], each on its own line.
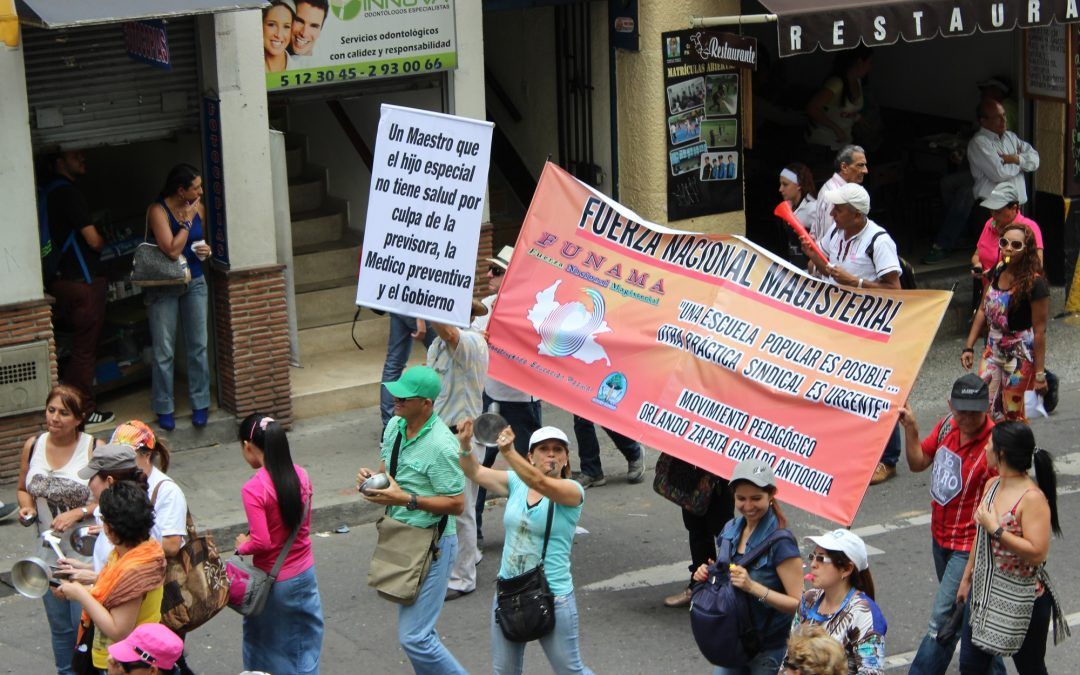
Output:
[457, 422, 592, 675]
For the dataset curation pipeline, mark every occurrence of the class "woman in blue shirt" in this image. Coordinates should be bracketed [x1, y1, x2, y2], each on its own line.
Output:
[145, 164, 212, 431]
[692, 458, 804, 675]
[457, 421, 592, 675]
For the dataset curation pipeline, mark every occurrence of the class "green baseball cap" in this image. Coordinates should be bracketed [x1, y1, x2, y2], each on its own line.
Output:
[384, 365, 441, 401]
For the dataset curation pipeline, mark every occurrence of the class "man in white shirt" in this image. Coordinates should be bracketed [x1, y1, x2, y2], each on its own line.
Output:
[471, 245, 542, 545]
[802, 183, 903, 485]
[427, 301, 489, 600]
[967, 99, 1039, 207]
[811, 145, 869, 243]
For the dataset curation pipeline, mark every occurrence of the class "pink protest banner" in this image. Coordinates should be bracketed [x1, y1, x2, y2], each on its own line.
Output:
[486, 163, 951, 525]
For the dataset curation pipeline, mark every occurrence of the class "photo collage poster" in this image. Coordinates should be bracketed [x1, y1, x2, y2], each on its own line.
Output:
[662, 30, 743, 221]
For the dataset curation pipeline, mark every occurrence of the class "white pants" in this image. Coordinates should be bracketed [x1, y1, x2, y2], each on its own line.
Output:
[448, 474, 479, 592]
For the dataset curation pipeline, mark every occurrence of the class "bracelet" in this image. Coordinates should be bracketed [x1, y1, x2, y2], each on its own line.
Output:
[857, 278, 864, 289]
[962, 347, 974, 354]
[758, 588, 770, 604]
[458, 450, 472, 457]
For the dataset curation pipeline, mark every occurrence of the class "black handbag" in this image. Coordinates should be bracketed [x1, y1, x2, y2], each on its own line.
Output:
[71, 622, 95, 675]
[494, 499, 556, 643]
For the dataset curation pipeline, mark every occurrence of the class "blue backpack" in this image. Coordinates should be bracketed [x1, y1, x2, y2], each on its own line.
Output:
[690, 528, 796, 667]
[38, 177, 91, 284]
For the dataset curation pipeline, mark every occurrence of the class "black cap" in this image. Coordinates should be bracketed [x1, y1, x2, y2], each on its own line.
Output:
[950, 374, 989, 412]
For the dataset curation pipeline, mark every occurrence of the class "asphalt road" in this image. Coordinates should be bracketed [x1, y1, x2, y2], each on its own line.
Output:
[1, 301, 1078, 673]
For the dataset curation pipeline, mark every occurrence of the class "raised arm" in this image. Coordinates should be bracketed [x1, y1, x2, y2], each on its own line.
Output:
[495, 428, 583, 507]
[455, 419, 508, 496]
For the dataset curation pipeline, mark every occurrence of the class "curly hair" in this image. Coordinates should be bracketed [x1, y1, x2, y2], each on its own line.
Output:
[785, 624, 847, 674]
[99, 481, 155, 548]
[999, 222, 1042, 301]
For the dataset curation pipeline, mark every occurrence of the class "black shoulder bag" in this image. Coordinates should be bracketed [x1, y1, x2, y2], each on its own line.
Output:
[494, 498, 556, 642]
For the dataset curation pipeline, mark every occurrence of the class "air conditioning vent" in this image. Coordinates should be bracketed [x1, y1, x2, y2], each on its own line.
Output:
[0, 341, 51, 417]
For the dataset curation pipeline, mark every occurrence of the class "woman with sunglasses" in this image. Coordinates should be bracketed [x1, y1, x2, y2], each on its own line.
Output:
[790, 529, 887, 675]
[957, 422, 1066, 674]
[235, 414, 323, 675]
[961, 222, 1048, 422]
[691, 458, 803, 675]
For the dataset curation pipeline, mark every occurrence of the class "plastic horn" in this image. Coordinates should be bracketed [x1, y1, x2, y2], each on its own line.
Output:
[774, 201, 828, 263]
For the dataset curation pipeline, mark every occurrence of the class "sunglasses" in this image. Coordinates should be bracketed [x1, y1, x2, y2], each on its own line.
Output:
[489, 265, 505, 277]
[392, 396, 424, 404]
[998, 237, 1024, 251]
[806, 553, 834, 565]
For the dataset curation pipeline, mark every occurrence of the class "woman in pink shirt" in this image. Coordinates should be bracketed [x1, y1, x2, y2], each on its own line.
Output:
[971, 183, 1043, 290]
[235, 413, 323, 674]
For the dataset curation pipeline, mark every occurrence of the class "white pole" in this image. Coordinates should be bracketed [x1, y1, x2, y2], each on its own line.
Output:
[690, 13, 778, 28]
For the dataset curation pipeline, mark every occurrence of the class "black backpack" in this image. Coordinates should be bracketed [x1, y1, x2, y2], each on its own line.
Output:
[690, 528, 797, 667]
[866, 230, 917, 289]
[38, 177, 91, 284]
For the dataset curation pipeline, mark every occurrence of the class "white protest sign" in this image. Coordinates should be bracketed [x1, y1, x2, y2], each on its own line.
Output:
[357, 104, 493, 326]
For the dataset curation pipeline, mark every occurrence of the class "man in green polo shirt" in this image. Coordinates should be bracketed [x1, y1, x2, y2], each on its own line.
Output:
[358, 365, 467, 673]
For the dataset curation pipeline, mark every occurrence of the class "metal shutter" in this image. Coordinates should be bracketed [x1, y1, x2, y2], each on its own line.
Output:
[22, 18, 200, 149]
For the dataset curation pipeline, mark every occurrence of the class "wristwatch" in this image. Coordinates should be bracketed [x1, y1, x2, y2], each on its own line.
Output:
[81, 506, 89, 517]
[991, 526, 1004, 540]
[405, 494, 419, 511]
[1034, 371, 1047, 383]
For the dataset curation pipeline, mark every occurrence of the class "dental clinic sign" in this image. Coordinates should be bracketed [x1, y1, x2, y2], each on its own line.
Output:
[260, 0, 457, 90]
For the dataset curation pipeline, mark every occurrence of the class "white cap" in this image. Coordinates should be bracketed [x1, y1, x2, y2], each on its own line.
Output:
[528, 426, 569, 448]
[804, 529, 869, 571]
[822, 183, 871, 215]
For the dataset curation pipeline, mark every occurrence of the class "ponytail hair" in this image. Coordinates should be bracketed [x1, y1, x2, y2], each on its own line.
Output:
[1034, 448, 1062, 537]
[828, 549, 876, 601]
[138, 437, 171, 474]
[239, 413, 303, 529]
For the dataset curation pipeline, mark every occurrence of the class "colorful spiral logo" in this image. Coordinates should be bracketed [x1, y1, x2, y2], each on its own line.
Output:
[538, 288, 606, 358]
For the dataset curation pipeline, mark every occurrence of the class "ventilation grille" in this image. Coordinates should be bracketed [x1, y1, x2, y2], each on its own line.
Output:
[0, 341, 51, 417]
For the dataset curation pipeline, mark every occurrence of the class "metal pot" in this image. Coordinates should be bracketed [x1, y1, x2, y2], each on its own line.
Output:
[473, 412, 509, 446]
[11, 556, 54, 599]
[68, 526, 98, 557]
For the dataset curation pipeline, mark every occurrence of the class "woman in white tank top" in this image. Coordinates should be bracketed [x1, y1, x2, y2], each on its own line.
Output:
[15, 385, 101, 675]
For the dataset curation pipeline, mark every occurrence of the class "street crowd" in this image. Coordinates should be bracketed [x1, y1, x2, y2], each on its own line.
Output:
[3, 56, 1069, 675]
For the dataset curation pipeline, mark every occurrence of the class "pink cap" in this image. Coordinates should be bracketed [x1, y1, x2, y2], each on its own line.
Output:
[107, 623, 183, 670]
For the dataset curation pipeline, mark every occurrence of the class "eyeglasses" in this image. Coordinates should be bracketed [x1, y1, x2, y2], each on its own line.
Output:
[806, 553, 834, 565]
[998, 237, 1025, 251]
[489, 265, 505, 277]
[392, 396, 424, 404]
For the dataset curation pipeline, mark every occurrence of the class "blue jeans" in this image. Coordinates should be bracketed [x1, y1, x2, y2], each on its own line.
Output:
[880, 422, 901, 467]
[476, 393, 542, 536]
[380, 314, 436, 425]
[243, 566, 324, 674]
[960, 592, 1049, 675]
[713, 645, 786, 675]
[42, 590, 81, 675]
[398, 535, 466, 674]
[491, 591, 593, 674]
[910, 542, 989, 674]
[573, 415, 642, 478]
[145, 276, 211, 415]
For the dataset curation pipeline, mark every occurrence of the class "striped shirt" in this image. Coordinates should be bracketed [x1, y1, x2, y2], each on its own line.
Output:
[812, 172, 847, 242]
[921, 415, 995, 551]
[380, 413, 465, 535]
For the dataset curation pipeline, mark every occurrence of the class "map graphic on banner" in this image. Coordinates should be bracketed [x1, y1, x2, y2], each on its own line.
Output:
[356, 104, 493, 327]
[487, 163, 952, 525]
[260, 0, 457, 90]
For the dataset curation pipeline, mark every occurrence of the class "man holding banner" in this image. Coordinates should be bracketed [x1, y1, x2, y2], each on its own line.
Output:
[802, 183, 903, 486]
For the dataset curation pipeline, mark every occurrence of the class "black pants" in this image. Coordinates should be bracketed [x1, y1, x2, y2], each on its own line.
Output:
[959, 591, 1051, 675]
[681, 479, 734, 584]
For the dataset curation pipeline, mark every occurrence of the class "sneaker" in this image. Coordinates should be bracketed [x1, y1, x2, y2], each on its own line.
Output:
[627, 458, 645, 484]
[86, 410, 114, 425]
[920, 246, 949, 264]
[870, 462, 897, 485]
[575, 473, 607, 488]
[0, 502, 17, 521]
[157, 413, 176, 431]
[192, 408, 209, 428]
[663, 587, 693, 608]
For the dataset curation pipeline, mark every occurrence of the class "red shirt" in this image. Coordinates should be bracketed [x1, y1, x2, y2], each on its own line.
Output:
[921, 415, 996, 551]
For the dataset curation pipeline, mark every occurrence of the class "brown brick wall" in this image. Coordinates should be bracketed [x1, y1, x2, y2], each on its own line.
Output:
[0, 299, 56, 483]
[211, 265, 293, 427]
[475, 221, 494, 298]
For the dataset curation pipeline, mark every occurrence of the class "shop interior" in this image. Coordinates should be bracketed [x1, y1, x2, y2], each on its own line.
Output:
[739, 17, 1024, 268]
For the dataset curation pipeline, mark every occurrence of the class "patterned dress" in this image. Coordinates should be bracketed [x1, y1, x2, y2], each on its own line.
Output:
[977, 273, 1048, 422]
[790, 588, 887, 675]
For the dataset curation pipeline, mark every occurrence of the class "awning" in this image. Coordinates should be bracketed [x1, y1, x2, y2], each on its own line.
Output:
[16, 0, 268, 29]
[695, 0, 1080, 57]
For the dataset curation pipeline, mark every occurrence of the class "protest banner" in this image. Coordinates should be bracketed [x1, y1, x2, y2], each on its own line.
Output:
[356, 104, 493, 327]
[261, 0, 457, 90]
[487, 163, 951, 525]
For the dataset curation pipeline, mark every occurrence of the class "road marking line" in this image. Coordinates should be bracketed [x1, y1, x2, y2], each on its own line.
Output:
[885, 611, 1080, 669]
[581, 563, 688, 592]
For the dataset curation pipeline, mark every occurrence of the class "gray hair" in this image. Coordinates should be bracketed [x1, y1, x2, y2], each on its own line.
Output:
[835, 145, 866, 171]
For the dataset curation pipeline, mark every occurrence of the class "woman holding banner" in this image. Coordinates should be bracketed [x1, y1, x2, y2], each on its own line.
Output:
[961, 223, 1048, 422]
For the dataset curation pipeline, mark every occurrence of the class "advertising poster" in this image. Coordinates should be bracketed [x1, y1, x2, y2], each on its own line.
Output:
[663, 29, 746, 221]
[260, 0, 457, 91]
[356, 104, 493, 327]
[487, 163, 951, 525]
